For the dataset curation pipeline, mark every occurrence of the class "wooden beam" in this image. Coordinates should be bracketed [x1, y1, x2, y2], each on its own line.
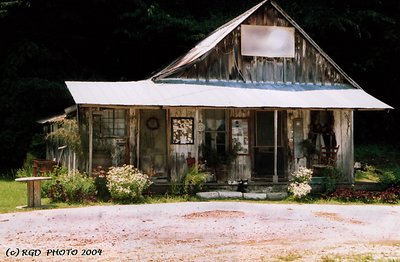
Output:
[88, 107, 93, 176]
[273, 110, 278, 183]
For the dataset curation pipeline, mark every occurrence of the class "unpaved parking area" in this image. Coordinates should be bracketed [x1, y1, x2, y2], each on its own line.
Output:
[1, 202, 400, 261]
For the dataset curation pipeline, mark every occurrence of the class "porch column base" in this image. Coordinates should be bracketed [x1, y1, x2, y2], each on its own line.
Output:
[273, 175, 278, 183]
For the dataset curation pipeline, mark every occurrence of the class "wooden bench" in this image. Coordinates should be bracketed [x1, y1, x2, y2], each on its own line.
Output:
[15, 177, 52, 208]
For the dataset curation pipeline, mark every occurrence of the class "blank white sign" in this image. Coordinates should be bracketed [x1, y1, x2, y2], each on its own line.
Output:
[241, 25, 295, 58]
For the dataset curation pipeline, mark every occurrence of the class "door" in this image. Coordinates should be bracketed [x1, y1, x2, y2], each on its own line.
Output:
[139, 109, 167, 179]
[253, 111, 286, 180]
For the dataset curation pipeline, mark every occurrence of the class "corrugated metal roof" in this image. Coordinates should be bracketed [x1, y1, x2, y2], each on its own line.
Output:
[37, 114, 66, 124]
[151, 0, 362, 90]
[65, 80, 392, 110]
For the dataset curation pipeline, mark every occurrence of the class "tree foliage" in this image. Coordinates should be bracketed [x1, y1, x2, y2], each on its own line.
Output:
[0, 0, 399, 170]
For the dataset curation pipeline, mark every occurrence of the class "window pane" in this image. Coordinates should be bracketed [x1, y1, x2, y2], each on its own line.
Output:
[96, 109, 127, 137]
[204, 109, 226, 154]
[256, 111, 282, 146]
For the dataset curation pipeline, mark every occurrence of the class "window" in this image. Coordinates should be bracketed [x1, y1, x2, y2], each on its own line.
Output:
[93, 109, 127, 137]
[204, 110, 226, 154]
[309, 111, 336, 148]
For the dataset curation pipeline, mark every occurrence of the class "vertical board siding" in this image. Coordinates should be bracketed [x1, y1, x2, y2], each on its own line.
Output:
[168, 108, 198, 181]
[334, 110, 353, 182]
[228, 109, 252, 181]
[129, 108, 137, 166]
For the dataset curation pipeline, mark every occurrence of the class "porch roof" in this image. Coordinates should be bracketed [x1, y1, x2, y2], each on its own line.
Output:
[65, 80, 392, 110]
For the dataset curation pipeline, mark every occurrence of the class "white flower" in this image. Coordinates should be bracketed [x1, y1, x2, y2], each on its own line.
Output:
[288, 182, 312, 198]
[288, 167, 313, 199]
[106, 164, 152, 201]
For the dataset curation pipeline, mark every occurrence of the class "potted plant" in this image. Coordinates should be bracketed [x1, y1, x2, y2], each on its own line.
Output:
[200, 143, 240, 182]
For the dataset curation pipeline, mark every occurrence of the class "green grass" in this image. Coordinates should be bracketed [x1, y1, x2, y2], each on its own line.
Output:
[355, 170, 380, 183]
[0, 178, 114, 214]
[0, 178, 28, 213]
[354, 144, 400, 184]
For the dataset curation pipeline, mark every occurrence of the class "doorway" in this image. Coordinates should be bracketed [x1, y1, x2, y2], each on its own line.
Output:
[253, 111, 286, 181]
[139, 109, 167, 179]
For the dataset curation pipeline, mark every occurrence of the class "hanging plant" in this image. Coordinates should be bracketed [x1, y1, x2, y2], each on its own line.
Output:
[46, 119, 82, 155]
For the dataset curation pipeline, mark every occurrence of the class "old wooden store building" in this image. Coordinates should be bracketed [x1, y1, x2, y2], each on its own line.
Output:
[46, 0, 391, 186]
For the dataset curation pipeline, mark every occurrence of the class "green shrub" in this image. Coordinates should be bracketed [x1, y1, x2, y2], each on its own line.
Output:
[356, 164, 400, 188]
[43, 167, 97, 203]
[92, 166, 111, 201]
[106, 165, 152, 202]
[379, 170, 400, 187]
[182, 167, 207, 195]
[320, 166, 343, 194]
[15, 153, 36, 178]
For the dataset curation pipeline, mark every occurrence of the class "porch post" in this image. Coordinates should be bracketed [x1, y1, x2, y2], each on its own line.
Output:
[136, 109, 140, 168]
[88, 107, 93, 176]
[195, 108, 199, 166]
[273, 110, 278, 183]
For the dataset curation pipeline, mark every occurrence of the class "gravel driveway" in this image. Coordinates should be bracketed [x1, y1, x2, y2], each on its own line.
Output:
[1, 202, 400, 261]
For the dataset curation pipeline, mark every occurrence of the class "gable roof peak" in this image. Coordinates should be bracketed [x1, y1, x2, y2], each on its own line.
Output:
[151, 0, 361, 90]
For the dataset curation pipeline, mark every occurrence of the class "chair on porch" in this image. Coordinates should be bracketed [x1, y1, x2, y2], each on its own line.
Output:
[318, 145, 340, 166]
[312, 145, 340, 176]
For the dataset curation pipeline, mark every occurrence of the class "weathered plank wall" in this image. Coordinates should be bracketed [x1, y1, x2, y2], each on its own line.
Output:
[168, 108, 199, 181]
[333, 110, 354, 182]
[74, 106, 353, 182]
[129, 108, 138, 167]
[286, 109, 310, 177]
[285, 109, 353, 181]
[168, 2, 346, 86]
[166, 108, 253, 182]
[228, 109, 252, 181]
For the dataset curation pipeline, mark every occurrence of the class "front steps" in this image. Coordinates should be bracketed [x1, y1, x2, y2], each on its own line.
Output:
[196, 191, 288, 200]
[149, 181, 289, 199]
[197, 182, 289, 200]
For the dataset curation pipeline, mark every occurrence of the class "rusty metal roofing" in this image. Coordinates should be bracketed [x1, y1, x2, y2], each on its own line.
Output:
[65, 80, 392, 110]
[152, 0, 267, 80]
[37, 114, 66, 124]
[151, 0, 362, 90]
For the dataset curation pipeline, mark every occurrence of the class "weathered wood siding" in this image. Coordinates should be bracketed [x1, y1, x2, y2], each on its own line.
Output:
[75, 106, 353, 182]
[286, 109, 310, 177]
[129, 108, 138, 167]
[286, 109, 353, 181]
[228, 109, 252, 181]
[168, 108, 199, 181]
[166, 108, 252, 182]
[333, 110, 354, 182]
[167, 2, 346, 86]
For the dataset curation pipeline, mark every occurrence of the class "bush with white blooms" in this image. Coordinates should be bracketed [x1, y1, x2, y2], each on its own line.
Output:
[288, 167, 313, 199]
[106, 164, 152, 202]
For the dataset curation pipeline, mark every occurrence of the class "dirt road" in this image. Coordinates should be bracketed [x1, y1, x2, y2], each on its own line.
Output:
[1, 202, 400, 261]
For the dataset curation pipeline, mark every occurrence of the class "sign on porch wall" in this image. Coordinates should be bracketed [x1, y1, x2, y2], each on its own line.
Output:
[171, 117, 194, 144]
[231, 118, 249, 154]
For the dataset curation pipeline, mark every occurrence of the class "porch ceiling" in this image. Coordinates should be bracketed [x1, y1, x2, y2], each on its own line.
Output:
[65, 80, 392, 110]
